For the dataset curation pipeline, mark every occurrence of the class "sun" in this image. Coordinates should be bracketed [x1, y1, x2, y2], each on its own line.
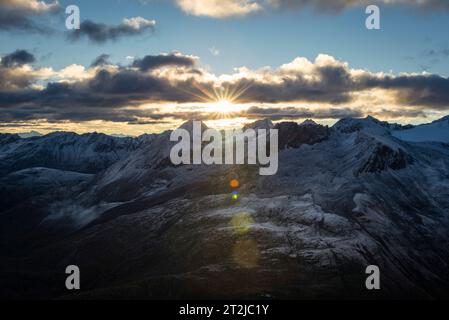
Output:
[176, 82, 251, 119]
[215, 99, 234, 110]
[204, 99, 239, 114]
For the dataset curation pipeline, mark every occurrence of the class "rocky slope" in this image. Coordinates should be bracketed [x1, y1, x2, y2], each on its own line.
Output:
[1, 116, 449, 299]
[0, 132, 153, 176]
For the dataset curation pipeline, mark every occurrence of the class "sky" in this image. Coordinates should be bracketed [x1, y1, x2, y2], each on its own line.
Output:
[1, 0, 449, 135]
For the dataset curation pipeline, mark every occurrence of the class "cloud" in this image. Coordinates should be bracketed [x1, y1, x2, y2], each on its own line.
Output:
[1, 50, 449, 124]
[268, 0, 449, 12]
[90, 54, 111, 68]
[1, 49, 36, 67]
[67, 17, 156, 43]
[1, 0, 59, 13]
[0, 69, 36, 91]
[172, 0, 449, 18]
[175, 0, 262, 18]
[239, 105, 427, 121]
[240, 106, 364, 120]
[359, 73, 449, 109]
[370, 108, 427, 119]
[424, 48, 449, 58]
[215, 54, 449, 110]
[418, 46, 449, 71]
[0, 0, 59, 32]
[266, 0, 376, 12]
[0, 50, 208, 122]
[0, 9, 43, 31]
[209, 47, 220, 56]
[221, 54, 354, 104]
[132, 53, 197, 71]
[0, 50, 53, 91]
[56, 64, 93, 81]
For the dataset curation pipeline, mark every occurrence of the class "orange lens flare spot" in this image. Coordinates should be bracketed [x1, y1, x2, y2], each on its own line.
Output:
[230, 179, 240, 188]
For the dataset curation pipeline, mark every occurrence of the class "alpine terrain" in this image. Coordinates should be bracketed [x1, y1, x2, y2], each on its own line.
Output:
[1, 115, 449, 299]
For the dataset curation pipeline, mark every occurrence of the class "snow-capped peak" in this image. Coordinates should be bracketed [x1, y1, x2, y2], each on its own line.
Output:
[178, 120, 209, 133]
[392, 115, 449, 143]
[299, 119, 318, 127]
[243, 119, 274, 131]
[18, 130, 42, 139]
[333, 115, 390, 135]
[432, 115, 449, 124]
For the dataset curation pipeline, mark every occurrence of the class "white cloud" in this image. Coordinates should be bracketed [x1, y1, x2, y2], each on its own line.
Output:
[175, 0, 262, 18]
[209, 47, 220, 56]
[1, 0, 60, 13]
[122, 16, 156, 30]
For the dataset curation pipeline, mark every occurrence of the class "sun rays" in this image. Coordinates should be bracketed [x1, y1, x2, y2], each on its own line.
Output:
[174, 80, 253, 119]
[203, 99, 240, 116]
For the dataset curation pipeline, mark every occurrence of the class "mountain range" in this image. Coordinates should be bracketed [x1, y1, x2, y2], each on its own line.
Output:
[1, 115, 449, 299]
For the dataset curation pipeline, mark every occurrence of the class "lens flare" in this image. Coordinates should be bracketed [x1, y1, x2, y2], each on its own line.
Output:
[230, 179, 240, 188]
[231, 191, 239, 200]
[230, 212, 253, 235]
[232, 239, 259, 269]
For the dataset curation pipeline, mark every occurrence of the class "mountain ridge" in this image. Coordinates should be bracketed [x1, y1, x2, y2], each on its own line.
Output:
[1, 114, 449, 299]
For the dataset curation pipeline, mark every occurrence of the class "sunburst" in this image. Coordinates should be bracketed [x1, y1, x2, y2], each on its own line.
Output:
[176, 81, 253, 119]
[204, 99, 238, 115]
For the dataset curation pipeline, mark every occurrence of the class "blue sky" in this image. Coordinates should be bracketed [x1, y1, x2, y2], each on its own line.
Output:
[1, 0, 448, 75]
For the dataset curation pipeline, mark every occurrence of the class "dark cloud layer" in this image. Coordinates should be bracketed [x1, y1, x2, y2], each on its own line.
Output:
[1, 49, 449, 124]
[228, 64, 449, 109]
[222, 63, 357, 104]
[360, 74, 449, 109]
[0, 49, 210, 122]
[240, 106, 363, 120]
